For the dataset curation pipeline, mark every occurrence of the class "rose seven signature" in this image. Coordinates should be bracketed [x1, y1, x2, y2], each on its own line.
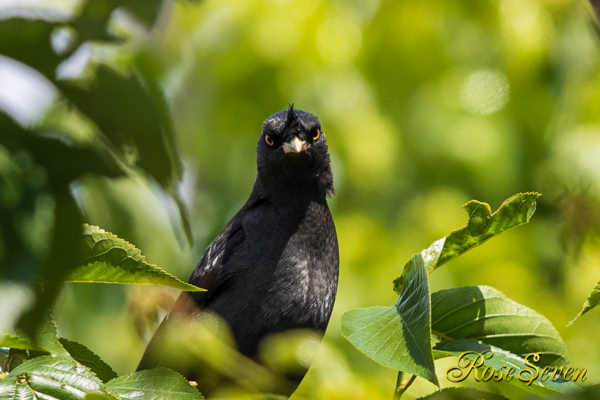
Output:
[446, 349, 587, 384]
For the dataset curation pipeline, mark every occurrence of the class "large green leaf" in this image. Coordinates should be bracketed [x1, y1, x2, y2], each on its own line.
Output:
[341, 254, 438, 385]
[394, 193, 540, 293]
[0, 356, 116, 399]
[431, 286, 569, 367]
[59, 338, 117, 383]
[106, 368, 203, 399]
[65, 225, 202, 291]
[435, 340, 581, 396]
[568, 281, 600, 326]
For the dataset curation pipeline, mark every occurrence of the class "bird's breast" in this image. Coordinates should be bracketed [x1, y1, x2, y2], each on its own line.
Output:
[256, 202, 339, 332]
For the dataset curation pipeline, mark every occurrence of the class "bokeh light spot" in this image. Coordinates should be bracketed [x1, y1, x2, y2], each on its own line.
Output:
[460, 69, 510, 115]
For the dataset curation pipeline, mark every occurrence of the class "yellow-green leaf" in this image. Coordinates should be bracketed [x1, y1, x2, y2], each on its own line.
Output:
[65, 225, 203, 292]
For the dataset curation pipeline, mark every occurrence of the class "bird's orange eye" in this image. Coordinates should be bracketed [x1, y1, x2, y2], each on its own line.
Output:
[265, 135, 274, 146]
[313, 129, 321, 141]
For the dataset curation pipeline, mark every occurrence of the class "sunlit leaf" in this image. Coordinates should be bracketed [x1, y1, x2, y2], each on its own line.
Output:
[0, 356, 115, 399]
[568, 281, 600, 326]
[416, 387, 509, 400]
[65, 224, 202, 291]
[435, 340, 581, 396]
[341, 254, 438, 385]
[431, 286, 569, 367]
[106, 368, 204, 399]
[35, 315, 70, 358]
[59, 338, 118, 383]
[394, 193, 540, 293]
[0, 335, 49, 354]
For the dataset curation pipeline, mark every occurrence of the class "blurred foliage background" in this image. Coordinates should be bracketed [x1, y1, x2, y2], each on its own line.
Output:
[2, 0, 600, 398]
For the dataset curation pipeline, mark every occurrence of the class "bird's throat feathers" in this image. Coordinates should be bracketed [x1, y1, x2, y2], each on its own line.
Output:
[255, 161, 334, 204]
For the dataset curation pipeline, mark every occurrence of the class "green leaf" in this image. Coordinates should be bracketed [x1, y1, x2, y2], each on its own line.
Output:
[17, 188, 85, 338]
[568, 281, 600, 326]
[35, 314, 71, 358]
[121, 0, 164, 27]
[0, 355, 115, 399]
[416, 387, 509, 400]
[106, 368, 204, 399]
[341, 254, 438, 385]
[394, 192, 540, 293]
[72, 0, 122, 44]
[59, 338, 117, 383]
[435, 340, 582, 396]
[431, 286, 569, 367]
[65, 225, 203, 291]
[0, 335, 49, 354]
[72, 0, 164, 43]
[549, 384, 600, 399]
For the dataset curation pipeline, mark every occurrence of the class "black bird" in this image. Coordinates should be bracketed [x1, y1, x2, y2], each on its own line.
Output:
[137, 106, 339, 397]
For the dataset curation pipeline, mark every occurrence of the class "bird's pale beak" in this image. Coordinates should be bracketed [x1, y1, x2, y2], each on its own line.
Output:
[282, 136, 307, 154]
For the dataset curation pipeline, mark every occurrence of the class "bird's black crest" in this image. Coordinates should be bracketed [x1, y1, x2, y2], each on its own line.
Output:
[285, 103, 299, 130]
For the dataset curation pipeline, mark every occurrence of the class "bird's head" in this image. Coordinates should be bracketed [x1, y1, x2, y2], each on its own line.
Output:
[256, 105, 334, 200]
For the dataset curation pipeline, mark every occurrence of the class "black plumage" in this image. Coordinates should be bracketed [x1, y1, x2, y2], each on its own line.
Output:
[137, 106, 339, 396]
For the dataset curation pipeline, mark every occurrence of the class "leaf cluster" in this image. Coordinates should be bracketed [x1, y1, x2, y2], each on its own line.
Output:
[340, 193, 587, 398]
[0, 319, 203, 399]
[0, 0, 189, 338]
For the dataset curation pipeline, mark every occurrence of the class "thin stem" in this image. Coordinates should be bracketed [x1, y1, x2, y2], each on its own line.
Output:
[392, 372, 417, 400]
[393, 371, 404, 400]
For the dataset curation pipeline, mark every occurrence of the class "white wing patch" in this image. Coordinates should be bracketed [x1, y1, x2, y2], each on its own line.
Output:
[202, 241, 224, 273]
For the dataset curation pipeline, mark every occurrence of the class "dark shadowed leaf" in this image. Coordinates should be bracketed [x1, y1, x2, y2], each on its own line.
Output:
[106, 368, 204, 399]
[66, 224, 202, 291]
[341, 254, 438, 385]
[0, 19, 63, 79]
[121, 0, 164, 27]
[0, 128, 123, 186]
[435, 340, 581, 396]
[72, 0, 164, 41]
[568, 281, 600, 326]
[72, 0, 121, 43]
[394, 193, 540, 293]
[58, 66, 180, 191]
[59, 338, 118, 383]
[0, 356, 115, 399]
[17, 188, 84, 338]
[431, 286, 569, 367]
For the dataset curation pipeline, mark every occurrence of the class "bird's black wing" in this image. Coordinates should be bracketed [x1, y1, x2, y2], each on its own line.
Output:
[179, 208, 248, 310]
[136, 195, 265, 372]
